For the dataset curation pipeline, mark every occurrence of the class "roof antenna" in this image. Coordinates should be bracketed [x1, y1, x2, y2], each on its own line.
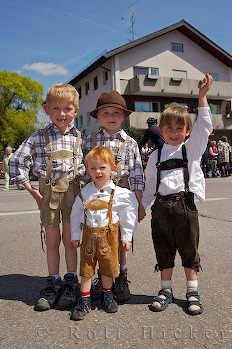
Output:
[128, 9, 136, 41]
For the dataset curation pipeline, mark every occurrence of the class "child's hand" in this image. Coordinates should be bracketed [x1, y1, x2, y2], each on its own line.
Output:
[199, 73, 213, 95]
[138, 203, 146, 222]
[121, 240, 132, 251]
[72, 240, 81, 248]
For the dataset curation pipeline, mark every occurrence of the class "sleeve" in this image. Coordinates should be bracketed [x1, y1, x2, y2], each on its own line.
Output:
[138, 130, 149, 150]
[117, 190, 138, 242]
[141, 150, 157, 209]
[9, 135, 35, 184]
[186, 107, 213, 159]
[128, 141, 145, 191]
[70, 195, 84, 241]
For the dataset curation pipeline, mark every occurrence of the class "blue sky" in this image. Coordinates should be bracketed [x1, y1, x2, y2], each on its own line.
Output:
[1, 0, 232, 94]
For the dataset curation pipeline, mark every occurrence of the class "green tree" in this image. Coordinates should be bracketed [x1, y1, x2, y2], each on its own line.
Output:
[0, 71, 43, 151]
[126, 127, 143, 143]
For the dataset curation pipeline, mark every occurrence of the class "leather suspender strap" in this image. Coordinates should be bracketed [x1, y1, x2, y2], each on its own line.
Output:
[182, 144, 189, 192]
[107, 189, 115, 227]
[155, 144, 189, 194]
[73, 130, 81, 178]
[44, 129, 52, 179]
[116, 136, 128, 179]
[155, 146, 162, 195]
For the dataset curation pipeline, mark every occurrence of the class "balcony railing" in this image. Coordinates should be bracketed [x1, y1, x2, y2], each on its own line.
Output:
[121, 76, 232, 100]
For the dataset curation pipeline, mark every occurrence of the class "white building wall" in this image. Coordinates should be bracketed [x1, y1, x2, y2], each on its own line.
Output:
[118, 30, 231, 82]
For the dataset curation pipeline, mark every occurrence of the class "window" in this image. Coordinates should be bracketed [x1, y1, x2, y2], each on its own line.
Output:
[171, 42, 184, 52]
[93, 76, 98, 90]
[85, 82, 89, 95]
[134, 66, 148, 76]
[134, 66, 159, 78]
[209, 104, 220, 114]
[134, 101, 160, 112]
[209, 73, 219, 81]
[103, 71, 108, 85]
[77, 87, 82, 99]
[172, 69, 187, 80]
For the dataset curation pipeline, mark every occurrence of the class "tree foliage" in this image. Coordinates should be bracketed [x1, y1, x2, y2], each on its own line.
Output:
[0, 71, 44, 151]
[126, 127, 144, 143]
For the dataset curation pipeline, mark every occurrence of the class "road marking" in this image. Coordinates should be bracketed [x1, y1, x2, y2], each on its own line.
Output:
[0, 210, 39, 216]
[205, 197, 229, 201]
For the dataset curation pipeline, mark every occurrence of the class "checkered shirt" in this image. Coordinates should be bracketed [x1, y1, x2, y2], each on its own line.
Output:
[9, 123, 85, 184]
[83, 129, 144, 191]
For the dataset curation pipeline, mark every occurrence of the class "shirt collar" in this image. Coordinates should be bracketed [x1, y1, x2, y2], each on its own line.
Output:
[47, 123, 76, 135]
[101, 128, 127, 141]
[91, 180, 116, 192]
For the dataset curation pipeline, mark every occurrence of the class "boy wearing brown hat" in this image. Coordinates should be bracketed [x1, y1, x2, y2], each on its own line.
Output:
[83, 90, 144, 303]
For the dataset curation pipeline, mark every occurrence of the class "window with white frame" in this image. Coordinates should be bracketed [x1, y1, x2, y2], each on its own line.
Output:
[171, 42, 184, 52]
[134, 101, 160, 112]
[134, 66, 159, 77]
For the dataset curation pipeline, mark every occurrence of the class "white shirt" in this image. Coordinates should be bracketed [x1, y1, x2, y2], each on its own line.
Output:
[142, 107, 213, 208]
[70, 180, 138, 242]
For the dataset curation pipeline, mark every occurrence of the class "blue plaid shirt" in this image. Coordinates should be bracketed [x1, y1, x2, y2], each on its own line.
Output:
[10, 123, 84, 184]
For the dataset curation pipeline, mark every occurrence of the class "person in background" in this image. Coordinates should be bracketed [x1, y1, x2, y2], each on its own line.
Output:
[138, 117, 164, 151]
[2, 146, 13, 191]
[208, 140, 218, 177]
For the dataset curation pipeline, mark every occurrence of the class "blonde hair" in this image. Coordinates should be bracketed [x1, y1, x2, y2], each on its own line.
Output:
[85, 146, 115, 168]
[45, 83, 79, 110]
[160, 106, 192, 133]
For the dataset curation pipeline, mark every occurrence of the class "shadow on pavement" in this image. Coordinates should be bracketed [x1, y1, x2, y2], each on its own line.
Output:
[0, 274, 46, 306]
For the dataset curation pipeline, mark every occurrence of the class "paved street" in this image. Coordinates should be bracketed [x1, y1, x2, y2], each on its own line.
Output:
[0, 178, 232, 349]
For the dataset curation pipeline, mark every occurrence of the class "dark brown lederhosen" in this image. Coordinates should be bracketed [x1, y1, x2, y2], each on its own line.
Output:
[79, 189, 120, 279]
[151, 144, 201, 272]
[39, 129, 81, 228]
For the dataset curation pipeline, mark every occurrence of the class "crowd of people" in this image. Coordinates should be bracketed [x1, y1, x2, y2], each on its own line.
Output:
[201, 136, 231, 178]
[3, 73, 214, 321]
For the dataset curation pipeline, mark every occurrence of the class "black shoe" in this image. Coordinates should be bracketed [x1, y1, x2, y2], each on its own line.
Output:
[102, 291, 118, 313]
[34, 276, 62, 311]
[91, 269, 103, 300]
[56, 273, 79, 310]
[70, 296, 91, 321]
[114, 269, 131, 303]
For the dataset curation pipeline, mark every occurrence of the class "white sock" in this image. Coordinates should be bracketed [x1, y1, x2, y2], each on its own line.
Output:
[120, 265, 127, 271]
[50, 274, 60, 279]
[67, 272, 77, 276]
[186, 280, 198, 290]
[161, 280, 172, 290]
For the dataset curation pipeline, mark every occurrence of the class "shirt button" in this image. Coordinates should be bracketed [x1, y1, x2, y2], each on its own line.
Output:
[100, 189, 104, 193]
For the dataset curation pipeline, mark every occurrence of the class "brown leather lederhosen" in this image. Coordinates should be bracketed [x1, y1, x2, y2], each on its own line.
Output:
[151, 144, 201, 272]
[79, 189, 120, 279]
[39, 129, 81, 229]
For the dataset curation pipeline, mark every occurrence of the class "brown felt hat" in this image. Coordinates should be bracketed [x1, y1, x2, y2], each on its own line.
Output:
[90, 90, 132, 118]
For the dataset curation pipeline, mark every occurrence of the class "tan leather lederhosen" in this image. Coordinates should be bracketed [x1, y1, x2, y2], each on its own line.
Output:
[39, 129, 81, 228]
[92, 133, 130, 190]
[79, 189, 120, 279]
